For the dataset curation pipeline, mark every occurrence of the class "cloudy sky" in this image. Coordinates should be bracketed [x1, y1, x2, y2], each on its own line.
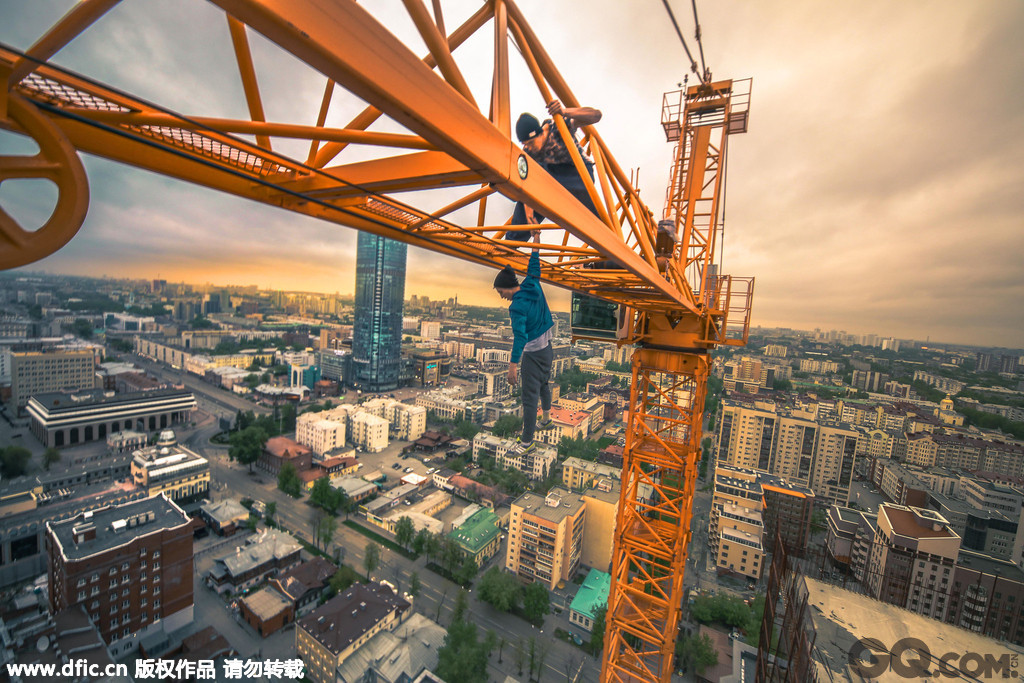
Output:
[1, 0, 1022, 348]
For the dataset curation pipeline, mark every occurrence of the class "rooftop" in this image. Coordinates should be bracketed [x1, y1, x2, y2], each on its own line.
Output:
[801, 576, 1022, 682]
[880, 504, 957, 540]
[241, 586, 292, 621]
[449, 507, 500, 553]
[48, 494, 191, 561]
[298, 582, 410, 656]
[512, 487, 585, 524]
[265, 436, 311, 459]
[200, 498, 250, 525]
[28, 387, 194, 414]
[956, 549, 1024, 582]
[570, 570, 611, 620]
[212, 528, 301, 577]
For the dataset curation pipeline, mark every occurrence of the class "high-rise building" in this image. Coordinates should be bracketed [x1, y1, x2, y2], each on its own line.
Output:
[10, 345, 98, 413]
[506, 488, 586, 590]
[351, 234, 406, 392]
[46, 495, 194, 657]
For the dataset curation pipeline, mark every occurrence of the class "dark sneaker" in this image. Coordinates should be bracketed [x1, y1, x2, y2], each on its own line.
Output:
[537, 418, 555, 430]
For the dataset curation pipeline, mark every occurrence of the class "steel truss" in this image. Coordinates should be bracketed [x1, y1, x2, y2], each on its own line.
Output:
[0, 3, 753, 681]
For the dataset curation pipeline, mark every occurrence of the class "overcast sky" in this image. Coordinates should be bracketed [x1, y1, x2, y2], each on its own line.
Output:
[1, 0, 1021, 348]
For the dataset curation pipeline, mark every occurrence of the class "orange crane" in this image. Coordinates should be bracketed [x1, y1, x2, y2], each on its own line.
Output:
[0, 1, 752, 680]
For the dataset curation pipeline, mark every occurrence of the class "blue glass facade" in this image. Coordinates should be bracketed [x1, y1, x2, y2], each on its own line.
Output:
[351, 233, 407, 392]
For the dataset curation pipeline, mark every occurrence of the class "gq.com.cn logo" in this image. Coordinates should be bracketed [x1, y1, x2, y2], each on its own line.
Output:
[849, 638, 1019, 679]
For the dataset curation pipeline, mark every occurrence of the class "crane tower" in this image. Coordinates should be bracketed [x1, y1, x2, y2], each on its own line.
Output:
[0, 2, 752, 681]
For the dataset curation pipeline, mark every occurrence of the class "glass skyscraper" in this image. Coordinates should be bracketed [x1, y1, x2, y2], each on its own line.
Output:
[351, 233, 407, 392]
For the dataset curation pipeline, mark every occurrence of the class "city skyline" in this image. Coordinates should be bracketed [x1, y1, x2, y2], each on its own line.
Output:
[1, 1, 1022, 348]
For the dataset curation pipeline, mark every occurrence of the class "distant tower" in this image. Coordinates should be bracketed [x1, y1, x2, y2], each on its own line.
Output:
[351, 233, 407, 392]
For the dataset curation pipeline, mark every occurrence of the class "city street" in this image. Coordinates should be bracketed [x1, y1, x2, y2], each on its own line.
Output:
[186, 411, 601, 681]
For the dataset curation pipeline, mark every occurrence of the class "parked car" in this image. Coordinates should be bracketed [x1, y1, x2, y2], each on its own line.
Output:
[404, 467, 413, 473]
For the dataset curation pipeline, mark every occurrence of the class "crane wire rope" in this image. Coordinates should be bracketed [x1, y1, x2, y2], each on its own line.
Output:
[660, 0, 703, 82]
[690, 0, 709, 81]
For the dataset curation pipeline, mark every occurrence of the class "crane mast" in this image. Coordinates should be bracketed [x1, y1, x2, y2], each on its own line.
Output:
[0, 3, 752, 681]
[601, 79, 751, 683]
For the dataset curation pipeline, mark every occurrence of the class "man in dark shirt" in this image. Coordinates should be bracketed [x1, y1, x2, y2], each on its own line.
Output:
[506, 99, 603, 241]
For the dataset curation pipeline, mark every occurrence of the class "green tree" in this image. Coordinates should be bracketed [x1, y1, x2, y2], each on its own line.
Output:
[522, 581, 550, 625]
[0, 446, 32, 478]
[491, 414, 521, 438]
[557, 435, 601, 462]
[455, 420, 480, 440]
[676, 632, 719, 675]
[394, 516, 416, 551]
[42, 448, 61, 471]
[441, 537, 463, 575]
[318, 515, 337, 550]
[70, 318, 94, 339]
[329, 565, 361, 595]
[265, 501, 277, 524]
[434, 605, 493, 683]
[424, 532, 442, 563]
[228, 425, 267, 472]
[277, 462, 302, 497]
[412, 528, 431, 555]
[477, 567, 522, 613]
[588, 605, 607, 655]
[409, 572, 421, 600]
[310, 476, 342, 513]
[246, 514, 259, 532]
[455, 557, 478, 585]
[364, 542, 381, 580]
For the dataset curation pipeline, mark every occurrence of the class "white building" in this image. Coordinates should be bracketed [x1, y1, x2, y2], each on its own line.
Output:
[351, 412, 389, 452]
[420, 321, 441, 340]
[296, 412, 347, 456]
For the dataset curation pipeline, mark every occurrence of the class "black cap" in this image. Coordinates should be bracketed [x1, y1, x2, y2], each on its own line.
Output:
[493, 266, 519, 290]
[516, 113, 542, 143]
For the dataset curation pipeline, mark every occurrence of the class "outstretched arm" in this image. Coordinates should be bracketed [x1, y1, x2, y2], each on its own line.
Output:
[547, 99, 602, 126]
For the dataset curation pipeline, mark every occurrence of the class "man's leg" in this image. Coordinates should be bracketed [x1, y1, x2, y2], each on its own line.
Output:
[520, 349, 543, 444]
[537, 343, 553, 413]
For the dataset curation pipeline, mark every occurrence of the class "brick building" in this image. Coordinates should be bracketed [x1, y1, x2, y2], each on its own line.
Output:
[46, 495, 194, 657]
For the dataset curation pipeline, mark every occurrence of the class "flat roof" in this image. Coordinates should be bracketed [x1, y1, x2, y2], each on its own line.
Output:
[512, 488, 585, 524]
[49, 495, 191, 561]
[881, 505, 956, 539]
[242, 586, 292, 620]
[29, 388, 194, 413]
[802, 577, 1021, 682]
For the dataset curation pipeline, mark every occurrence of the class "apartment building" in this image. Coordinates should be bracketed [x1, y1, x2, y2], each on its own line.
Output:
[709, 465, 814, 580]
[296, 412, 347, 456]
[580, 479, 619, 573]
[535, 407, 590, 446]
[864, 504, 960, 621]
[296, 582, 410, 683]
[506, 488, 586, 590]
[561, 457, 621, 492]
[716, 398, 858, 505]
[47, 495, 194, 657]
[472, 432, 556, 480]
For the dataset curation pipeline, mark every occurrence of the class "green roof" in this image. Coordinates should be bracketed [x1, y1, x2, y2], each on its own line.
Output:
[449, 508, 500, 554]
[570, 570, 611, 620]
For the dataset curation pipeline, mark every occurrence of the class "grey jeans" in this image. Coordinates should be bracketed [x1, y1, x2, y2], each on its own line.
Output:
[520, 342, 553, 443]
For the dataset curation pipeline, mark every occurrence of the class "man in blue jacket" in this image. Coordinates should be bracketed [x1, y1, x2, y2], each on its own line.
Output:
[493, 231, 554, 454]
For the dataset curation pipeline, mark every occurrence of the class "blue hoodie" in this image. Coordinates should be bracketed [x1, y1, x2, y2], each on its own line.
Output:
[508, 249, 553, 363]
